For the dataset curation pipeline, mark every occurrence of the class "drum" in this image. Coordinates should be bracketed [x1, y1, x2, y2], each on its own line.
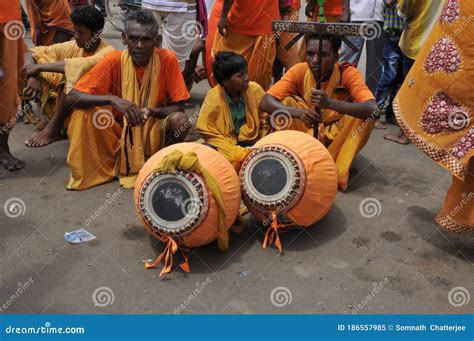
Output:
[134, 142, 241, 275]
[239, 131, 338, 251]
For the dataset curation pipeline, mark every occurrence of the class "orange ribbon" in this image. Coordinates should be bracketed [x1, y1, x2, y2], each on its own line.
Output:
[145, 235, 190, 277]
[262, 212, 287, 253]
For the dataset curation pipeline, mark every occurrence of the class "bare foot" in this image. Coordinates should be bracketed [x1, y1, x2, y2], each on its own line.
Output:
[384, 131, 410, 145]
[374, 120, 386, 130]
[0, 149, 25, 171]
[25, 126, 61, 147]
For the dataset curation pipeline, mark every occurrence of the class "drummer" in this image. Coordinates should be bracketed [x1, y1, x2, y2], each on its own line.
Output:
[259, 33, 378, 191]
[196, 51, 270, 169]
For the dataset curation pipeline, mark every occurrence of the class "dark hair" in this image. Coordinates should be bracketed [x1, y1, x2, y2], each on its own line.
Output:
[71, 5, 105, 32]
[212, 51, 248, 85]
[124, 9, 159, 36]
[305, 34, 342, 54]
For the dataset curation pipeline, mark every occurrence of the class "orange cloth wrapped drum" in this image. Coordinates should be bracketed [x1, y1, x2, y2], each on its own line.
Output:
[239, 131, 338, 251]
[134, 143, 241, 275]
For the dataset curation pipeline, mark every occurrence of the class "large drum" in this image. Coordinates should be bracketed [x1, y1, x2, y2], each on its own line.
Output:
[240, 131, 338, 251]
[134, 143, 241, 275]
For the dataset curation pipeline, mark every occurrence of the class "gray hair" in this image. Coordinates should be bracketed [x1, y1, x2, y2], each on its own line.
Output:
[123, 9, 159, 36]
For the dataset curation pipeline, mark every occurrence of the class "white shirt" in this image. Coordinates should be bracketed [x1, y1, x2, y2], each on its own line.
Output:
[350, 0, 385, 22]
[142, 0, 196, 13]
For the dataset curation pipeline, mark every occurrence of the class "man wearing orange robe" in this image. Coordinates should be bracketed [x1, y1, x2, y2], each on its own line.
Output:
[260, 34, 377, 191]
[25, 0, 74, 46]
[213, 0, 280, 90]
[65, 10, 190, 190]
[0, 1, 25, 171]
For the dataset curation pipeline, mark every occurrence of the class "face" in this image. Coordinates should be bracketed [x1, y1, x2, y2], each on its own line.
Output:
[224, 69, 249, 93]
[306, 39, 338, 81]
[73, 24, 95, 49]
[122, 21, 158, 67]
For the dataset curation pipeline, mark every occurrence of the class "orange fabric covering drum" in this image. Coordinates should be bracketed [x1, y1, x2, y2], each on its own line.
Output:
[134, 142, 241, 276]
[239, 130, 338, 252]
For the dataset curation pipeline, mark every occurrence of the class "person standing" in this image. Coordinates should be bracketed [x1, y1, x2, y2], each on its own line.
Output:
[339, 0, 386, 92]
[0, 1, 26, 171]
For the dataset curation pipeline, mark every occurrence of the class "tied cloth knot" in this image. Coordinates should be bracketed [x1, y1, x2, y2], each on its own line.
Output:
[145, 234, 190, 277]
[145, 150, 229, 275]
[263, 212, 288, 253]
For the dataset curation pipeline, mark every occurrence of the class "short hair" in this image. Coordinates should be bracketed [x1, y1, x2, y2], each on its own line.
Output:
[213, 51, 248, 85]
[71, 5, 105, 32]
[124, 10, 159, 36]
[305, 34, 342, 54]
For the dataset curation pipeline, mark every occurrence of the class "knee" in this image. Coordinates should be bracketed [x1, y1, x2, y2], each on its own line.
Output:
[167, 111, 190, 133]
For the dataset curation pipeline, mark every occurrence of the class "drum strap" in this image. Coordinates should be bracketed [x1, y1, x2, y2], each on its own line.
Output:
[263, 212, 286, 253]
[145, 233, 190, 276]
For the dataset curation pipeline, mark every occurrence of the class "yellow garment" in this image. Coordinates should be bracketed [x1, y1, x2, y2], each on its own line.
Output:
[25, 40, 114, 128]
[152, 150, 229, 251]
[31, 40, 114, 93]
[66, 50, 168, 190]
[196, 82, 269, 167]
[397, 0, 445, 59]
[279, 67, 374, 191]
[394, 0, 473, 232]
[212, 31, 276, 90]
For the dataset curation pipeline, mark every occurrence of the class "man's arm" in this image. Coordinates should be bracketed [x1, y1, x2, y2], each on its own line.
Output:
[68, 89, 145, 127]
[311, 89, 379, 120]
[259, 94, 322, 126]
[218, 0, 234, 36]
[145, 102, 186, 119]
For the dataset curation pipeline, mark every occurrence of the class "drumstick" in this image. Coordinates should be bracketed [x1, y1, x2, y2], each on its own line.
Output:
[314, 36, 323, 139]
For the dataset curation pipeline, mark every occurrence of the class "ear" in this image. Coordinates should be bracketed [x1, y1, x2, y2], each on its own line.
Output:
[121, 31, 127, 46]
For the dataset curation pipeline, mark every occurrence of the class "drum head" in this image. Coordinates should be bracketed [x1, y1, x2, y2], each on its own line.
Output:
[240, 145, 306, 212]
[138, 170, 209, 237]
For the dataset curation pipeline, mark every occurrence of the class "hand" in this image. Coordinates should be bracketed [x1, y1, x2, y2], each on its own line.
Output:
[218, 16, 228, 36]
[141, 107, 152, 121]
[112, 97, 144, 127]
[193, 64, 207, 83]
[23, 64, 41, 79]
[300, 108, 322, 126]
[24, 77, 42, 101]
[310, 89, 331, 110]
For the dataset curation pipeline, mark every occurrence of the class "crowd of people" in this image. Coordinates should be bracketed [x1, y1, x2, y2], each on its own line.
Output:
[0, 0, 472, 233]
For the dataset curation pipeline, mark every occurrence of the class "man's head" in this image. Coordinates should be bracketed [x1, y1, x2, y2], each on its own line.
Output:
[213, 51, 249, 92]
[305, 34, 342, 81]
[122, 10, 160, 67]
[71, 5, 105, 50]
